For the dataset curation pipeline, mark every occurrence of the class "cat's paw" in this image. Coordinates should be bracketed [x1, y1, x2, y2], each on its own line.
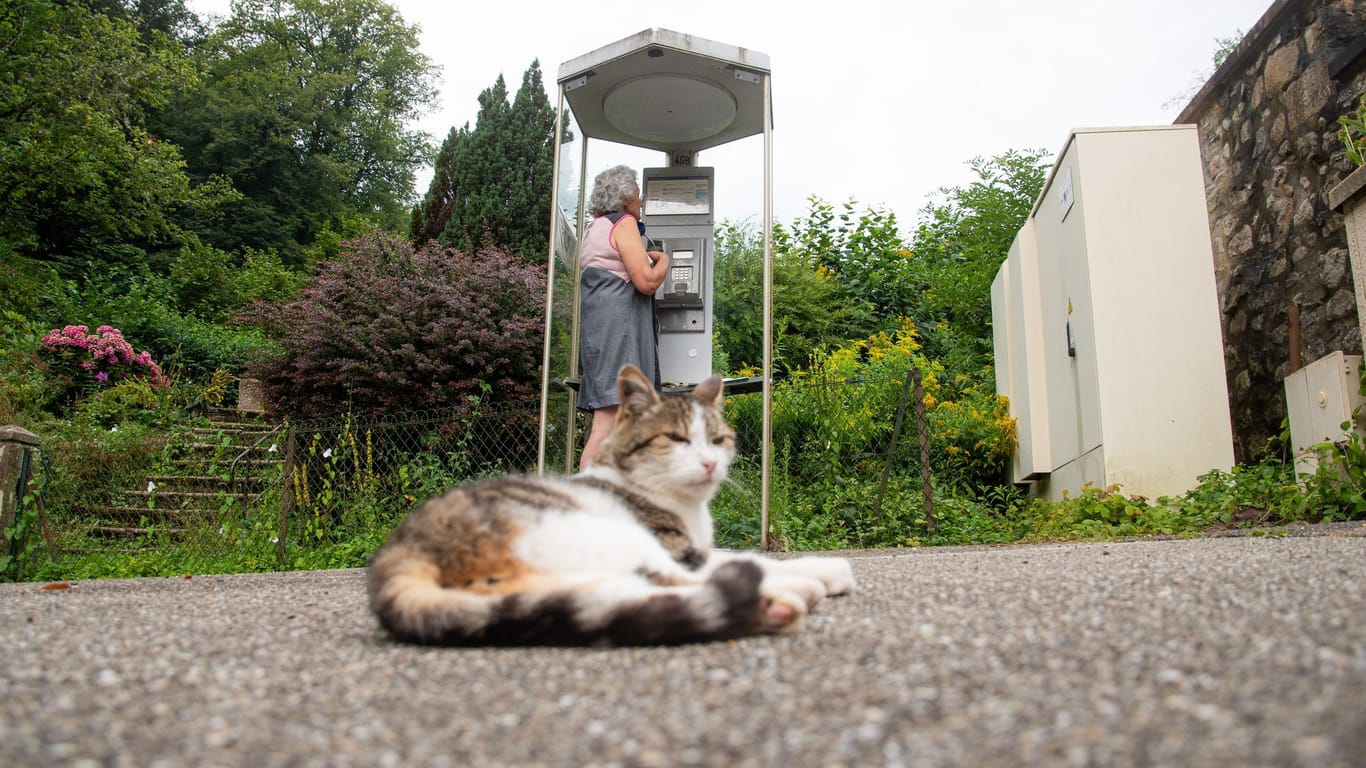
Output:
[793, 557, 856, 597]
[763, 574, 828, 609]
[755, 587, 808, 633]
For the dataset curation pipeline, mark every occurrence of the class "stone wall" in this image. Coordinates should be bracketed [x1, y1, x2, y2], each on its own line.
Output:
[1177, 0, 1366, 461]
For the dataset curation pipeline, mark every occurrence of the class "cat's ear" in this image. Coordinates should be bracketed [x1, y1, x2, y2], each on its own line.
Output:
[616, 365, 658, 418]
[692, 375, 724, 409]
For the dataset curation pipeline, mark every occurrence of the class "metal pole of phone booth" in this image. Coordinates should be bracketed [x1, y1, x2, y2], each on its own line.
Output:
[536, 85, 567, 475]
[563, 132, 589, 473]
[760, 72, 774, 551]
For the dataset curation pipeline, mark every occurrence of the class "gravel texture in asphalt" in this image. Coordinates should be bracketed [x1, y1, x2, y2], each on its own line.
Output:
[3, 526, 1365, 767]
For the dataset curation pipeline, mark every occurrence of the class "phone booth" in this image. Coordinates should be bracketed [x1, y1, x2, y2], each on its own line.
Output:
[535, 28, 776, 546]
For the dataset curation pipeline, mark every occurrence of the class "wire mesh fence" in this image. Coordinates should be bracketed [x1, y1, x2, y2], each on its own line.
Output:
[11, 372, 944, 579]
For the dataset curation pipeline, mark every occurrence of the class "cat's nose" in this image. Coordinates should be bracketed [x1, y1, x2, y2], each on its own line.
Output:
[701, 458, 716, 476]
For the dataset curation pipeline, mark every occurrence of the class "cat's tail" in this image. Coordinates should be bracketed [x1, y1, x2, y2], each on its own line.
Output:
[367, 558, 768, 646]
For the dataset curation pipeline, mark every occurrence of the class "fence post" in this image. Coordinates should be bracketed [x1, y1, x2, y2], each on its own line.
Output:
[1, 425, 41, 556]
[277, 425, 297, 569]
[912, 369, 934, 532]
[875, 371, 918, 519]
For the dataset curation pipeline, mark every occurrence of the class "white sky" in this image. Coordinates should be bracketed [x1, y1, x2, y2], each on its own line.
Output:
[187, 0, 1272, 229]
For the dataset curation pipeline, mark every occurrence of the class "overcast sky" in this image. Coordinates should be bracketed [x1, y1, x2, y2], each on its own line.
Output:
[187, 0, 1273, 229]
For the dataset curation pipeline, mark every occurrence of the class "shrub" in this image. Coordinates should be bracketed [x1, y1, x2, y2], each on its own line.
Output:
[244, 232, 546, 418]
[0, 310, 55, 424]
[77, 281, 270, 381]
[38, 324, 169, 413]
[738, 319, 1014, 491]
[168, 243, 304, 321]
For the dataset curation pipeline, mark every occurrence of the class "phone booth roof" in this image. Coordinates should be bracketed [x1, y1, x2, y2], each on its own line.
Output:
[557, 28, 771, 155]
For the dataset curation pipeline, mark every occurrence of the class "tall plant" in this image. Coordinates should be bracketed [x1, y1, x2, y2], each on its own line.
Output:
[1339, 94, 1366, 167]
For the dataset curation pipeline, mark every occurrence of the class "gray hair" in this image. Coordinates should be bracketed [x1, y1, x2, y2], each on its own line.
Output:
[589, 165, 639, 216]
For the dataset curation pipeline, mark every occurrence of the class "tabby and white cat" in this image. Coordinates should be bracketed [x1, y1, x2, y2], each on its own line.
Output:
[367, 364, 855, 646]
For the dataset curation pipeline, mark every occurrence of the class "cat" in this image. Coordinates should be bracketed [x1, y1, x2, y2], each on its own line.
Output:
[367, 364, 855, 646]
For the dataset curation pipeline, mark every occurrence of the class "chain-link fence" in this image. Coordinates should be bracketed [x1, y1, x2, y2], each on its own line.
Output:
[11, 372, 948, 579]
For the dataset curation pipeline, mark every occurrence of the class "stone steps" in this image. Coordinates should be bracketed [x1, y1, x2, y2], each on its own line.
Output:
[80, 411, 285, 540]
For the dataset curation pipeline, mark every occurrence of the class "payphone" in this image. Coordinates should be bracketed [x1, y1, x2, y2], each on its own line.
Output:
[642, 166, 714, 384]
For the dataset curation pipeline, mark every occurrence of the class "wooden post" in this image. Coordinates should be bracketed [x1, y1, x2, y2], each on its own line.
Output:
[912, 370, 934, 533]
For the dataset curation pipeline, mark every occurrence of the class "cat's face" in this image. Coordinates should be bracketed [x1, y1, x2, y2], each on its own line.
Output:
[597, 366, 736, 497]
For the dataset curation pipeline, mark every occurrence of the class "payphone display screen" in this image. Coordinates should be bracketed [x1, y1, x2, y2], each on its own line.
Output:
[644, 176, 711, 216]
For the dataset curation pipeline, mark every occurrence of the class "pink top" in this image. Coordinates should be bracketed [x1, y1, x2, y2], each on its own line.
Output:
[579, 215, 633, 282]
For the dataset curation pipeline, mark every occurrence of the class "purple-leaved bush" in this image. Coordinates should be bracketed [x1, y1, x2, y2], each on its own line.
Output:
[245, 232, 546, 418]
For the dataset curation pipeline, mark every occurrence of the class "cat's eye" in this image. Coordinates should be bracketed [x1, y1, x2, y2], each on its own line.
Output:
[665, 432, 690, 444]
[712, 436, 730, 446]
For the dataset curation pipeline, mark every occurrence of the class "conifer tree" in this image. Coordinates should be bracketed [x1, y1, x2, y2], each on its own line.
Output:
[412, 61, 558, 262]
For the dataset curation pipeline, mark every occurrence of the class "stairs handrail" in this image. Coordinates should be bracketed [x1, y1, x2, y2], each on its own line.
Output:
[227, 420, 287, 515]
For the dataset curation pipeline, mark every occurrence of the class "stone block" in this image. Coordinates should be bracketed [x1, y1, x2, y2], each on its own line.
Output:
[237, 378, 266, 414]
[0, 425, 40, 548]
[1265, 42, 1301, 93]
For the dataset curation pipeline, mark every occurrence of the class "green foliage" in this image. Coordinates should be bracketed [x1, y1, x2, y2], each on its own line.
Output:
[1, 494, 43, 581]
[718, 322, 1016, 549]
[167, 242, 304, 321]
[158, 0, 438, 261]
[1211, 31, 1243, 69]
[0, 311, 56, 425]
[712, 219, 851, 375]
[411, 61, 558, 261]
[1012, 433, 1366, 544]
[72, 379, 182, 428]
[774, 197, 917, 342]
[909, 149, 1050, 367]
[0, 251, 74, 326]
[77, 280, 270, 381]
[781, 322, 1013, 490]
[0, 0, 234, 261]
[1021, 485, 1192, 540]
[1339, 94, 1366, 167]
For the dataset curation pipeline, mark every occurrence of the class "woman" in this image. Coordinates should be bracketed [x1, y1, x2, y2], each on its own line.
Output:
[577, 165, 670, 469]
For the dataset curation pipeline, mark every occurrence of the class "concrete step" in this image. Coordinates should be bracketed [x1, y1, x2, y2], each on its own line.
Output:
[122, 489, 255, 510]
[143, 475, 269, 493]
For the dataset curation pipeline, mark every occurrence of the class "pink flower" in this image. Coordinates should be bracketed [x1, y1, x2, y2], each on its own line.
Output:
[95, 371, 109, 383]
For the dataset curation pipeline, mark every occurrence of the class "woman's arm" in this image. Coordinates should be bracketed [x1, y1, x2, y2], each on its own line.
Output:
[612, 215, 669, 295]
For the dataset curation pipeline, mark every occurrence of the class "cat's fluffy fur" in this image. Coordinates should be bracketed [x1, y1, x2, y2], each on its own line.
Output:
[367, 365, 855, 646]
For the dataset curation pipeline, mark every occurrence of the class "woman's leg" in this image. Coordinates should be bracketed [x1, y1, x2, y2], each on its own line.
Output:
[579, 405, 619, 470]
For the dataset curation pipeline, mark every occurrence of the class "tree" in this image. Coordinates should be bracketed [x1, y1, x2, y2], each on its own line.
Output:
[411, 61, 557, 261]
[87, 0, 205, 44]
[775, 197, 921, 343]
[244, 232, 546, 418]
[0, 0, 231, 266]
[712, 219, 851, 376]
[909, 148, 1050, 363]
[158, 0, 438, 261]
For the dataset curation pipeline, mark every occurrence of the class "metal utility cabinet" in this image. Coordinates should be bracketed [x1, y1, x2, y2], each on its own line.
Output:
[991, 126, 1235, 501]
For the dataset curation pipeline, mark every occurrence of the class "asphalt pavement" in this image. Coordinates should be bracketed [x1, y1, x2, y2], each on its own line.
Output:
[3, 525, 1365, 767]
